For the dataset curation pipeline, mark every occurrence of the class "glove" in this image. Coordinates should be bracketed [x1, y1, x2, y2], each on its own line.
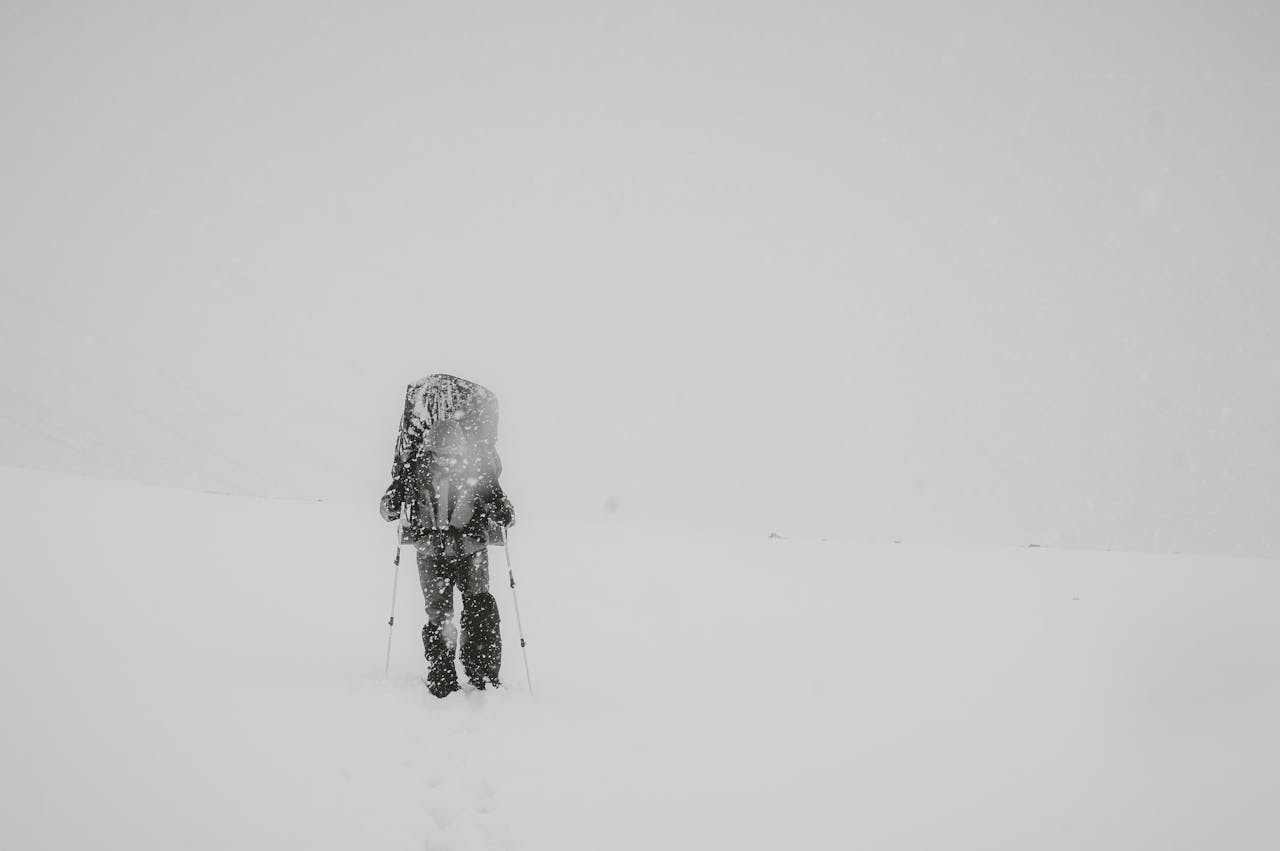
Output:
[490, 492, 515, 528]
[379, 484, 402, 522]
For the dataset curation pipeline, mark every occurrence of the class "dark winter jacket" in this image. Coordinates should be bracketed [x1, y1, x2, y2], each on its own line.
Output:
[380, 375, 514, 560]
[381, 465, 514, 559]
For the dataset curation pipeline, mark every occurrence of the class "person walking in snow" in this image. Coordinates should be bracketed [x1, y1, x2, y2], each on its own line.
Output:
[380, 374, 515, 697]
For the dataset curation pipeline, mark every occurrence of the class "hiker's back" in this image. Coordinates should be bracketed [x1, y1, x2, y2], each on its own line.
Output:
[384, 374, 507, 556]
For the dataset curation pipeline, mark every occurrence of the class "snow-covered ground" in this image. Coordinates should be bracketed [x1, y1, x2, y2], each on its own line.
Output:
[2, 464, 1277, 850]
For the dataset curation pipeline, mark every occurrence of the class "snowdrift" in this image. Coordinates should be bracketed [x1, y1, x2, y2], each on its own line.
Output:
[1, 465, 1277, 850]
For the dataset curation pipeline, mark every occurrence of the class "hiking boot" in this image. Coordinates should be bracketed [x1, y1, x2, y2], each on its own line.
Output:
[422, 622, 459, 698]
[459, 592, 502, 689]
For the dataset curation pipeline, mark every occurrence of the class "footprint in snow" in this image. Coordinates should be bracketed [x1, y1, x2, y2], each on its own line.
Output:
[423, 774, 509, 848]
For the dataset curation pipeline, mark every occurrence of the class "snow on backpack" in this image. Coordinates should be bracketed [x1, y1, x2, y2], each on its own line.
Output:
[393, 374, 504, 544]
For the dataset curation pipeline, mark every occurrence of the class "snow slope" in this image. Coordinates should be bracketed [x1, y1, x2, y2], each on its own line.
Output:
[2, 464, 1278, 850]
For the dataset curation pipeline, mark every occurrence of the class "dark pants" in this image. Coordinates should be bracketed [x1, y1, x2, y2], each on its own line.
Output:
[418, 547, 491, 632]
[417, 547, 502, 692]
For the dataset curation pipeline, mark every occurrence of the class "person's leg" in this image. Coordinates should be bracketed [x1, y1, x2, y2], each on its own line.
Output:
[457, 548, 502, 688]
[417, 547, 460, 697]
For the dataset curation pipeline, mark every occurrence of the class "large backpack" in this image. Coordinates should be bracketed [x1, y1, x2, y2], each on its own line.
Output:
[392, 374, 504, 546]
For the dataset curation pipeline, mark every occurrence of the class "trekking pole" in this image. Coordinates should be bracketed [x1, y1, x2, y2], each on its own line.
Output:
[502, 528, 533, 695]
[383, 515, 403, 678]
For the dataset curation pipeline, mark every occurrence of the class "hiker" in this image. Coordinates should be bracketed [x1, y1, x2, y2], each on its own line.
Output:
[380, 374, 515, 697]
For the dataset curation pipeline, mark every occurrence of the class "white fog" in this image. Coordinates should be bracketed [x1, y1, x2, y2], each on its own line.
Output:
[3, 3, 1279, 850]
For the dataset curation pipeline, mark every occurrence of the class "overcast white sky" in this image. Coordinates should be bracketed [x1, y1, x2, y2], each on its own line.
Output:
[2, 1, 1278, 556]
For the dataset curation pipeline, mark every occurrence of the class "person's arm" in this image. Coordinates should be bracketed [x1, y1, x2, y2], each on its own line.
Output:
[379, 385, 416, 522]
[487, 482, 515, 528]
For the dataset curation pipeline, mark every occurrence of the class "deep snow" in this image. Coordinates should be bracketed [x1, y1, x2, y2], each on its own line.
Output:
[2, 464, 1278, 850]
